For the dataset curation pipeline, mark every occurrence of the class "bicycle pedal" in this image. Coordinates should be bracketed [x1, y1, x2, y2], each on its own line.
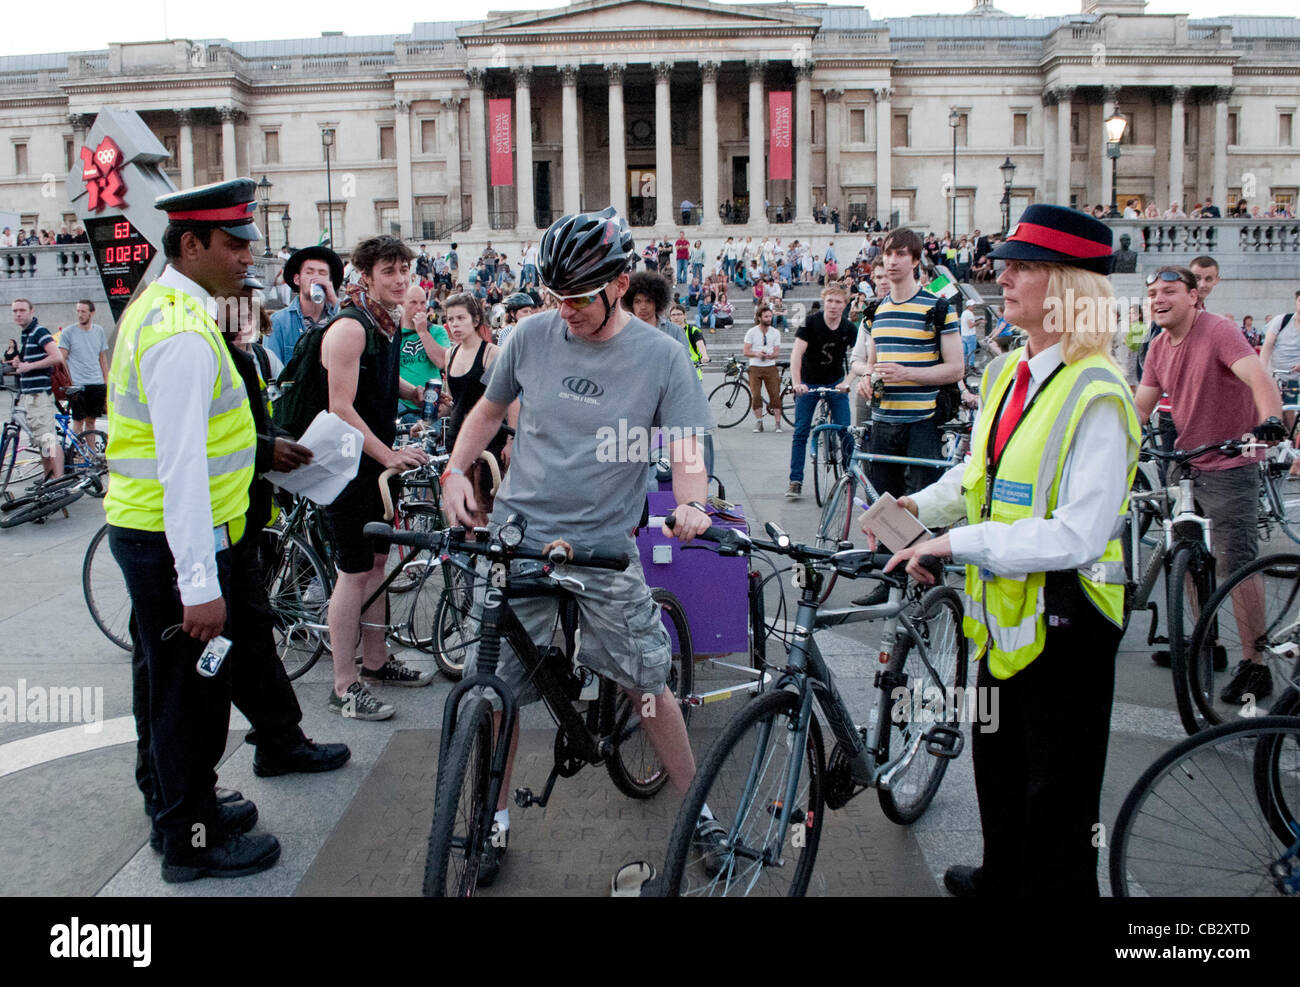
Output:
[514, 787, 537, 809]
[924, 725, 964, 760]
[765, 799, 805, 824]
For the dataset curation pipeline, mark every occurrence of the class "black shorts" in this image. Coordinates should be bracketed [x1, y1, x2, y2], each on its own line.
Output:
[69, 384, 106, 421]
[322, 471, 388, 574]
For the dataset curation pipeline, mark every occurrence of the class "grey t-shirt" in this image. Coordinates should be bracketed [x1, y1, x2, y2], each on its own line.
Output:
[483, 310, 712, 548]
[59, 323, 108, 385]
[1267, 314, 1300, 375]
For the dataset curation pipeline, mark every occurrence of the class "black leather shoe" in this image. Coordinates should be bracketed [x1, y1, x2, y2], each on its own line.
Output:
[253, 738, 351, 777]
[150, 799, 259, 853]
[852, 583, 891, 608]
[943, 864, 984, 897]
[477, 827, 509, 888]
[215, 786, 243, 804]
[161, 831, 281, 883]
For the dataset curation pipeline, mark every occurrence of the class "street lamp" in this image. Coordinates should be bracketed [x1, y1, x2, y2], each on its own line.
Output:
[257, 175, 273, 257]
[999, 156, 1017, 236]
[948, 107, 960, 237]
[321, 127, 335, 247]
[1104, 110, 1128, 218]
[280, 207, 291, 252]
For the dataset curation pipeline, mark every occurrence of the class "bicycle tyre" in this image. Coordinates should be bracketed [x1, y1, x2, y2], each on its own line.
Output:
[390, 507, 442, 647]
[70, 430, 109, 498]
[1254, 692, 1300, 845]
[1168, 542, 1216, 736]
[423, 695, 495, 897]
[0, 486, 82, 527]
[606, 587, 695, 800]
[780, 384, 796, 426]
[430, 561, 480, 680]
[877, 586, 969, 824]
[707, 379, 751, 429]
[261, 527, 331, 681]
[1110, 715, 1300, 896]
[1262, 463, 1300, 546]
[0, 430, 42, 496]
[82, 522, 132, 651]
[813, 472, 854, 605]
[811, 426, 841, 510]
[659, 688, 825, 897]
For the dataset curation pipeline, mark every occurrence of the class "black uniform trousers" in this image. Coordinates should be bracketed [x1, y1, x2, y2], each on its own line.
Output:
[128, 527, 306, 822]
[970, 571, 1121, 897]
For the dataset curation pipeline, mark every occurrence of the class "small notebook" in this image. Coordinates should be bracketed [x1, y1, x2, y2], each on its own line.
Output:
[860, 492, 932, 553]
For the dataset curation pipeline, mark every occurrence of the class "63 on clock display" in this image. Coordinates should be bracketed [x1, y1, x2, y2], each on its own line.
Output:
[85, 217, 157, 321]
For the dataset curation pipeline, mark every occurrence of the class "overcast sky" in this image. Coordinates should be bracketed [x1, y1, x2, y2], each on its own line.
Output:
[2, 0, 1293, 57]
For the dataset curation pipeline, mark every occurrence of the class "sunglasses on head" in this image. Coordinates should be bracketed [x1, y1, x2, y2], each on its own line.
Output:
[1146, 269, 1196, 289]
[542, 281, 611, 309]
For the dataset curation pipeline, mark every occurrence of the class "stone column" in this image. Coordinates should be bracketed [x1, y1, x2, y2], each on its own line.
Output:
[874, 87, 892, 226]
[822, 89, 843, 213]
[606, 63, 627, 218]
[1212, 87, 1231, 212]
[174, 109, 195, 188]
[561, 65, 581, 216]
[466, 69, 489, 231]
[1101, 87, 1120, 210]
[794, 61, 813, 223]
[1168, 86, 1187, 211]
[219, 106, 238, 181]
[394, 100, 414, 239]
[513, 65, 535, 230]
[1055, 87, 1073, 207]
[654, 61, 674, 228]
[747, 59, 765, 223]
[441, 97, 463, 229]
[700, 60, 720, 228]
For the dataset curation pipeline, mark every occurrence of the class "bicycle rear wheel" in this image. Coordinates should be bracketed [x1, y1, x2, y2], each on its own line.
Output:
[1263, 462, 1300, 546]
[1110, 715, 1300, 896]
[781, 384, 796, 426]
[261, 527, 331, 680]
[877, 586, 969, 824]
[660, 689, 824, 897]
[707, 379, 750, 429]
[1167, 542, 1217, 735]
[423, 695, 495, 897]
[82, 522, 131, 651]
[606, 588, 694, 800]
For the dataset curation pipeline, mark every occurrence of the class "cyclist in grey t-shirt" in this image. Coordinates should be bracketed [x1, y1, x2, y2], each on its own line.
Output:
[59, 299, 110, 434]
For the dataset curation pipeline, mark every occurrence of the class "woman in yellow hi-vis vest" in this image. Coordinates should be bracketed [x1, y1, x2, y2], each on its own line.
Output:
[866, 205, 1140, 897]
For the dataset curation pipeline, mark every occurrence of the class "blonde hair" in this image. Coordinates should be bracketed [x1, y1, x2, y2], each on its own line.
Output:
[1032, 263, 1118, 365]
[821, 281, 850, 300]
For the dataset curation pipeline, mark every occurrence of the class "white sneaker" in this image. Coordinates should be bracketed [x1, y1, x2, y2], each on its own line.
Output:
[774, 420, 783, 433]
[753, 419, 764, 433]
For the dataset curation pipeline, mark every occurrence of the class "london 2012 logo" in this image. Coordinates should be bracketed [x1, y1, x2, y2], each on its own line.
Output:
[80, 136, 126, 212]
[563, 376, 604, 398]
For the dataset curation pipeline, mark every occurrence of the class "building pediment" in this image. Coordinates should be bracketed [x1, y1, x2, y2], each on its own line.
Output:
[459, 0, 820, 40]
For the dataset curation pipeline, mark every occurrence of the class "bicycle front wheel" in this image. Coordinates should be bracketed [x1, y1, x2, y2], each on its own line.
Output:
[261, 527, 331, 681]
[423, 695, 495, 897]
[1167, 542, 1217, 735]
[0, 486, 82, 527]
[1187, 552, 1300, 729]
[660, 689, 825, 897]
[1263, 462, 1300, 546]
[877, 586, 969, 824]
[707, 379, 751, 429]
[811, 430, 841, 509]
[82, 522, 131, 651]
[430, 560, 480, 680]
[814, 472, 855, 605]
[606, 588, 695, 800]
[1110, 715, 1300, 897]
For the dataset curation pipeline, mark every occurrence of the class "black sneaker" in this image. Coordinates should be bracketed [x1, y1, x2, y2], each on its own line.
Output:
[1151, 650, 1171, 668]
[253, 738, 352, 777]
[477, 825, 509, 888]
[1219, 661, 1273, 705]
[694, 817, 730, 878]
[943, 864, 984, 897]
[161, 831, 281, 884]
[215, 786, 243, 804]
[359, 657, 435, 688]
[149, 799, 259, 853]
[852, 583, 892, 608]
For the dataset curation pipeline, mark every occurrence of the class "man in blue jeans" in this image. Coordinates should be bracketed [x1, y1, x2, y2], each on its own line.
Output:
[786, 281, 854, 499]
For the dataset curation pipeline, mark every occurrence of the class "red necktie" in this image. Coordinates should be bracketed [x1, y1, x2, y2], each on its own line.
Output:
[993, 360, 1032, 462]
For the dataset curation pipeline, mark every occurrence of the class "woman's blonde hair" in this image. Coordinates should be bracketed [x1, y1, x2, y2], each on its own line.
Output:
[1029, 262, 1118, 365]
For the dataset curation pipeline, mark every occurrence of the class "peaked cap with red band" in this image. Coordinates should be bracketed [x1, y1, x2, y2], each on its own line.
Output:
[987, 203, 1114, 275]
[155, 177, 262, 242]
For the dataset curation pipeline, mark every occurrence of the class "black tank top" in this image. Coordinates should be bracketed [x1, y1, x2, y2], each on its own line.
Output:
[327, 304, 400, 474]
[447, 340, 506, 457]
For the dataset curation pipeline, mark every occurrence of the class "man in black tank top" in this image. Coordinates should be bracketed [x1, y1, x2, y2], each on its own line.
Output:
[319, 236, 434, 722]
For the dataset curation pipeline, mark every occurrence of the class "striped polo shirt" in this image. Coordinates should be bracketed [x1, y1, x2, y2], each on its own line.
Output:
[869, 287, 958, 423]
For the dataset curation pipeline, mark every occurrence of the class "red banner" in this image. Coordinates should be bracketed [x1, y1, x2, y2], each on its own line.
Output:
[489, 98, 513, 187]
[769, 91, 792, 181]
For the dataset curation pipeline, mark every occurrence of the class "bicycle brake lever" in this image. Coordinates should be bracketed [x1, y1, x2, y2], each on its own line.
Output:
[548, 571, 586, 593]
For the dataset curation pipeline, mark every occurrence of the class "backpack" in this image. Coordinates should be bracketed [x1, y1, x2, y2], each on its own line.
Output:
[273, 305, 380, 439]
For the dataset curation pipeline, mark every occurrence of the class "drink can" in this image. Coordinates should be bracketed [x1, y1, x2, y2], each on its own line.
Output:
[309, 282, 326, 305]
[423, 378, 441, 420]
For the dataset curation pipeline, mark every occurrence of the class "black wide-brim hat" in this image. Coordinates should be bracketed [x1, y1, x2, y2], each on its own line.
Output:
[988, 204, 1114, 275]
[284, 246, 344, 291]
[155, 178, 262, 242]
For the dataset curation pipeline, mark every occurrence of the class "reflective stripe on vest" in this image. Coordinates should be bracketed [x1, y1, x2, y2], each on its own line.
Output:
[104, 283, 256, 533]
[961, 351, 1140, 679]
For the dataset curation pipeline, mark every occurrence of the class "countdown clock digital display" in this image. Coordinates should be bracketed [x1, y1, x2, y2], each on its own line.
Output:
[85, 216, 158, 322]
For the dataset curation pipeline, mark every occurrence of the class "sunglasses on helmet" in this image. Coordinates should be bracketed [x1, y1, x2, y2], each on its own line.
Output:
[1145, 269, 1196, 290]
[542, 280, 612, 309]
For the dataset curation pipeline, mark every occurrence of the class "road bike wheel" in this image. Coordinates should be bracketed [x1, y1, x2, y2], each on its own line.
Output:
[877, 586, 969, 824]
[1110, 715, 1300, 896]
[780, 385, 796, 426]
[1187, 552, 1300, 730]
[659, 689, 825, 897]
[0, 486, 82, 528]
[811, 427, 841, 510]
[0, 430, 42, 496]
[261, 527, 330, 681]
[1254, 693, 1300, 844]
[1168, 542, 1217, 735]
[1262, 462, 1300, 546]
[430, 561, 480, 680]
[423, 695, 495, 897]
[814, 472, 855, 605]
[82, 522, 131, 651]
[707, 379, 751, 429]
[70, 430, 109, 498]
[606, 587, 695, 800]
[390, 505, 442, 646]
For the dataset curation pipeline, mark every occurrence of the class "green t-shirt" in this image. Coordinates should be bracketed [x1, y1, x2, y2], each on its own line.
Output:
[398, 323, 451, 412]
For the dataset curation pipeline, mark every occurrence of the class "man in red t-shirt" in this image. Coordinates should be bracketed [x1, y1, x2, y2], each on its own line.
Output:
[1136, 265, 1285, 704]
[675, 231, 691, 285]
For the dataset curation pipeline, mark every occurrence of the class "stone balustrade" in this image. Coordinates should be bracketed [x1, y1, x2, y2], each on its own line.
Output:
[1104, 218, 1300, 255]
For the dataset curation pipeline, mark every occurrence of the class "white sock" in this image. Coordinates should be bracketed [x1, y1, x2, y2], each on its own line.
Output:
[699, 804, 714, 821]
[494, 809, 510, 832]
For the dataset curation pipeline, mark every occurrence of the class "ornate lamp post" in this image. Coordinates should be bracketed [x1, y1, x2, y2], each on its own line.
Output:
[321, 128, 335, 246]
[257, 175, 273, 257]
[999, 156, 1017, 236]
[280, 208, 291, 252]
[1104, 110, 1128, 218]
[948, 107, 960, 236]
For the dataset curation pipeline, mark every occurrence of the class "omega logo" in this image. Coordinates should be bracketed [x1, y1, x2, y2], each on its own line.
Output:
[563, 376, 604, 398]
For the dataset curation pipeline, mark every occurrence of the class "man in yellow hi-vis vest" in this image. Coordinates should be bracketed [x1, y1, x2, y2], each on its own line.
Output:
[105, 178, 281, 883]
[865, 206, 1140, 898]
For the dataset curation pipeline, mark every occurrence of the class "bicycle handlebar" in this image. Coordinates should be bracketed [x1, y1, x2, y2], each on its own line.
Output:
[1143, 437, 1252, 464]
[361, 521, 629, 572]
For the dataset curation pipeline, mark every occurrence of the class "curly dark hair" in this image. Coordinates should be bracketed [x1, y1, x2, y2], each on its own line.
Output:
[622, 270, 671, 318]
[350, 235, 414, 274]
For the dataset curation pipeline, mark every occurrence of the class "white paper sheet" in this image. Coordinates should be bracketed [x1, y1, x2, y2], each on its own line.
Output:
[264, 411, 364, 505]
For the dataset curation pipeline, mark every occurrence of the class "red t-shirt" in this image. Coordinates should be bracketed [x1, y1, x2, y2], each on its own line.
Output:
[1140, 310, 1261, 471]
[676, 238, 690, 259]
